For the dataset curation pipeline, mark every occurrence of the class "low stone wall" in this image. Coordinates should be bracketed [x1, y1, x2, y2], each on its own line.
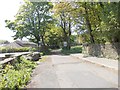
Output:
[0, 52, 38, 65]
[83, 43, 120, 60]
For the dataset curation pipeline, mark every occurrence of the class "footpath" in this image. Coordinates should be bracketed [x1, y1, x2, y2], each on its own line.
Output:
[71, 54, 118, 71]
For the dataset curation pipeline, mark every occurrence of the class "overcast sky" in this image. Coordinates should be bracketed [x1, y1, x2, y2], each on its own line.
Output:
[0, 0, 23, 42]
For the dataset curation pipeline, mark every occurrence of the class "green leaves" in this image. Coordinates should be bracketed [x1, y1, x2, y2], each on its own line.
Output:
[73, 2, 120, 43]
[5, 1, 120, 48]
[44, 24, 63, 47]
[0, 56, 36, 89]
[5, 1, 54, 47]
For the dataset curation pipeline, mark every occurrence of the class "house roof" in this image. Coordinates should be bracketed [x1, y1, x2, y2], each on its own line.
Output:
[15, 40, 37, 46]
[3, 42, 22, 48]
[1, 40, 37, 48]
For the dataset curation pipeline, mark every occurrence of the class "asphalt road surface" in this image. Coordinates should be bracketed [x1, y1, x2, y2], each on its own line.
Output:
[27, 54, 118, 88]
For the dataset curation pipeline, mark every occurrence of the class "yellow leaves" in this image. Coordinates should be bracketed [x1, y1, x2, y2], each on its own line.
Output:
[95, 0, 99, 2]
[95, 4, 98, 9]
[53, 2, 73, 14]
[78, 7, 85, 14]
[108, 0, 111, 4]
[101, 21, 105, 25]
[24, 0, 32, 5]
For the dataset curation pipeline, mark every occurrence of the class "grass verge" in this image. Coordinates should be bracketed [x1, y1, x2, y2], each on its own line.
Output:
[61, 46, 82, 55]
[39, 56, 47, 62]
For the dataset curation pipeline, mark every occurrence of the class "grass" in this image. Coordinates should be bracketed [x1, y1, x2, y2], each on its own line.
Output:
[39, 56, 47, 62]
[61, 46, 82, 55]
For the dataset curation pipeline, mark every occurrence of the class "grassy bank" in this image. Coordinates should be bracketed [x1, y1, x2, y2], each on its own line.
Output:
[61, 46, 82, 55]
[0, 56, 37, 89]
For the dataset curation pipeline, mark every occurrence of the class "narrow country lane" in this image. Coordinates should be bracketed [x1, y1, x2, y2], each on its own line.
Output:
[27, 52, 118, 88]
[51, 55, 118, 88]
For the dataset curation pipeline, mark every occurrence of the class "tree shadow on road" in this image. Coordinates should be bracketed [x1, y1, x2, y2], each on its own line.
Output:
[51, 49, 82, 56]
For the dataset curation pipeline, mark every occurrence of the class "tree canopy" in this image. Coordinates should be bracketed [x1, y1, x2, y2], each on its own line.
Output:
[5, 1, 120, 50]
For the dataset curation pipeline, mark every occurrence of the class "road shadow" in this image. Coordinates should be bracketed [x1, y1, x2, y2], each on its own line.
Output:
[51, 49, 70, 56]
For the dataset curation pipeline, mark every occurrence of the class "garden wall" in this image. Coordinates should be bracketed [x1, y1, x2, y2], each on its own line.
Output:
[83, 43, 120, 60]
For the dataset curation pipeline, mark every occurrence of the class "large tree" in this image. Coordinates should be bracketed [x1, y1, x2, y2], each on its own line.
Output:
[6, 0, 53, 50]
[53, 2, 75, 50]
[73, 2, 120, 44]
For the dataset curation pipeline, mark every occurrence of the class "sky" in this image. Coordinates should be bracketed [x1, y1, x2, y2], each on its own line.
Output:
[0, 0, 24, 42]
[0, 0, 77, 43]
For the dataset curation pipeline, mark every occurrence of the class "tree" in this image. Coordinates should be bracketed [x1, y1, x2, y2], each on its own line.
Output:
[5, 1, 120, 52]
[6, 0, 53, 51]
[53, 2, 75, 50]
[74, 2, 120, 44]
[44, 24, 63, 48]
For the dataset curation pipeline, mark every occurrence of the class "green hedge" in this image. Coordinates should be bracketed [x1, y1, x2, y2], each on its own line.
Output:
[61, 46, 82, 55]
[0, 56, 36, 89]
[0, 47, 36, 53]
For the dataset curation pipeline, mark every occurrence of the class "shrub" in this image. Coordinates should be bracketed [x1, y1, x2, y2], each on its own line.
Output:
[0, 56, 36, 89]
[61, 46, 82, 55]
[0, 47, 37, 53]
[42, 49, 51, 55]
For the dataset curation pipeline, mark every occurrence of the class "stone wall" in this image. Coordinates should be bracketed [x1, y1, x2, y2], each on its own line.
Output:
[83, 43, 120, 60]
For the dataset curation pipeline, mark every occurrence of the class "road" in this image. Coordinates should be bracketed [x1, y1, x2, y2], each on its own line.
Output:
[27, 54, 118, 88]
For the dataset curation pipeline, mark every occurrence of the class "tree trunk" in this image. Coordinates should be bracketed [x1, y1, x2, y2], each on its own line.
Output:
[41, 35, 45, 47]
[60, 13, 68, 49]
[40, 35, 49, 52]
[84, 3, 95, 44]
[118, 2, 120, 26]
[67, 17, 71, 50]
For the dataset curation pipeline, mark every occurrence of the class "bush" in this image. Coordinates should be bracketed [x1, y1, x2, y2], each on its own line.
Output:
[42, 49, 51, 55]
[61, 46, 82, 55]
[40, 52, 44, 56]
[0, 56, 36, 89]
[0, 47, 37, 53]
[40, 46, 51, 55]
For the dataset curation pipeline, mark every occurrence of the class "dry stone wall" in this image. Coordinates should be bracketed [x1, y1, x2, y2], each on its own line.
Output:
[83, 43, 120, 60]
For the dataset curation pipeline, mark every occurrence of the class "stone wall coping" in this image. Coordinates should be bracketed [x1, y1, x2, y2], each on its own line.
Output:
[0, 52, 31, 65]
